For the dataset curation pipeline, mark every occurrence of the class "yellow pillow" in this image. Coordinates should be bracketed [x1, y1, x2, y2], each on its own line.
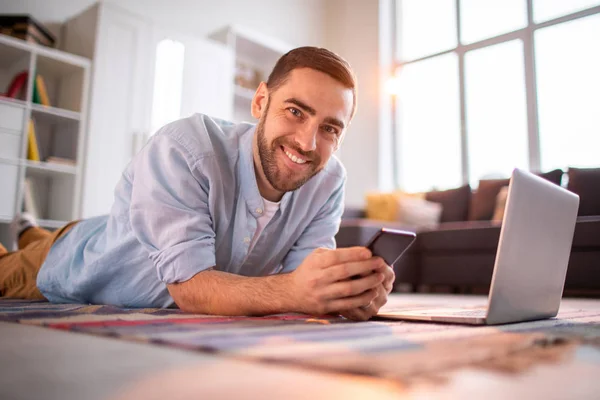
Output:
[492, 186, 509, 223]
[365, 191, 424, 221]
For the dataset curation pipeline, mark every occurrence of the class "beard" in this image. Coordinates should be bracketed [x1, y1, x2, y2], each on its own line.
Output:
[256, 102, 323, 193]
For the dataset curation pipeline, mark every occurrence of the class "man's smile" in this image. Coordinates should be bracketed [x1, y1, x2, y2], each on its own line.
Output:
[279, 145, 311, 170]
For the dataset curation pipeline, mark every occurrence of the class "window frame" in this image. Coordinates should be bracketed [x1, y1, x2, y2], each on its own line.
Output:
[392, 0, 600, 188]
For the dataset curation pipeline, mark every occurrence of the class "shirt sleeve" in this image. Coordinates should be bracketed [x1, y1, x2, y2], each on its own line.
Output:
[129, 133, 216, 284]
[280, 176, 346, 273]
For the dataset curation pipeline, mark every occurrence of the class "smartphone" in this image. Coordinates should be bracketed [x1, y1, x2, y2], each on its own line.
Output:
[365, 228, 416, 267]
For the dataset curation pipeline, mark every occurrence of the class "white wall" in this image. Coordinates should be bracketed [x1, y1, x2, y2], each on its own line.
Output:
[0, 0, 326, 47]
[325, 0, 390, 208]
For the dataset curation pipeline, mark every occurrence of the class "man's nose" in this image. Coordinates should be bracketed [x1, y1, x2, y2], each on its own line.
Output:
[294, 124, 318, 153]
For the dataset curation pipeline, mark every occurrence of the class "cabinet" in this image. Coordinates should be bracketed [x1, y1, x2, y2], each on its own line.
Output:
[0, 33, 91, 233]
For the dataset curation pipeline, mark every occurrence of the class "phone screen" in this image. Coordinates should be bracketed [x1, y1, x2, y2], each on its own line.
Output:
[366, 228, 416, 266]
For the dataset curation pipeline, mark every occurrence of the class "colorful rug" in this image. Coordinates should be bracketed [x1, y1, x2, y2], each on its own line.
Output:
[1, 295, 599, 384]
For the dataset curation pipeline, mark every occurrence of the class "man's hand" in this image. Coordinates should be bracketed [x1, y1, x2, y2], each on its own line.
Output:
[338, 263, 395, 321]
[288, 247, 387, 317]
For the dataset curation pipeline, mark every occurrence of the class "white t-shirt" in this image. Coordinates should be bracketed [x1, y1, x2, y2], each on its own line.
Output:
[248, 197, 280, 254]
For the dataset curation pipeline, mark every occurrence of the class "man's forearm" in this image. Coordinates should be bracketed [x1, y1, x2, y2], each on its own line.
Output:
[167, 269, 295, 315]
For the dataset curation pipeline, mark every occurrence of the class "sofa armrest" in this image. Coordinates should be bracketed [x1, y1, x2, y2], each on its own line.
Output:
[336, 219, 418, 248]
[341, 207, 366, 220]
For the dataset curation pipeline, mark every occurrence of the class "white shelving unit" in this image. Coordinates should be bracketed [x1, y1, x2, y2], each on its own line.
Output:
[210, 25, 292, 123]
[0, 33, 91, 237]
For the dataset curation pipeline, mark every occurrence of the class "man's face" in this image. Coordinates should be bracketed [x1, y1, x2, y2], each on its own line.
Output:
[253, 68, 354, 193]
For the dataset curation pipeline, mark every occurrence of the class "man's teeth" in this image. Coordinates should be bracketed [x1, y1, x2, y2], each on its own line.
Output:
[284, 149, 307, 164]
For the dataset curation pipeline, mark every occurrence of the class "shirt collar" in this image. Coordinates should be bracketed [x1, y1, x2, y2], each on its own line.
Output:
[238, 125, 293, 217]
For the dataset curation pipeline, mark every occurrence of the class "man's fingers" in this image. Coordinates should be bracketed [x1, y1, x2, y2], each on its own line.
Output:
[369, 258, 394, 293]
[322, 272, 384, 299]
[323, 258, 383, 282]
[317, 247, 371, 268]
[326, 288, 379, 312]
[339, 308, 370, 322]
[345, 286, 389, 321]
[382, 265, 395, 293]
[383, 280, 393, 294]
[373, 285, 388, 308]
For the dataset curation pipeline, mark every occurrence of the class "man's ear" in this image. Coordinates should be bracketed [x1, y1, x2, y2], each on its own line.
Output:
[251, 82, 269, 119]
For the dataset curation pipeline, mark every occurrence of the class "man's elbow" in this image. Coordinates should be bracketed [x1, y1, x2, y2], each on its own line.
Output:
[167, 280, 208, 314]
[167, 269, 220, 314]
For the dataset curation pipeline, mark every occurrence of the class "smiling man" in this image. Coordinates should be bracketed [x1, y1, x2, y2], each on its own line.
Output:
[0, 47, 394, 321]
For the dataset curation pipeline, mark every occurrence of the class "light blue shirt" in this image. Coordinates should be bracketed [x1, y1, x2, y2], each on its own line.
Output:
[37, 114, 346, 308]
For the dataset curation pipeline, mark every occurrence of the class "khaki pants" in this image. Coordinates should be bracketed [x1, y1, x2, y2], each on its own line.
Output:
[0, 222, 77, 299]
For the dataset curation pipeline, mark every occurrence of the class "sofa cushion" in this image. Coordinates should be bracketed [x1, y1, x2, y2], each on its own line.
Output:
[468, 179, 509, 221]
[469, 169, 563, 221]
[425, 184, 471, 222]
[342, 207, 366, 219]
[568, 167, 600, 216]
[491, 186, 509, 222]
[418, 222, 501, 252]
[415, 216, 599, 254]
[539, 168, 565, 186]
[572, 216, 600, 247]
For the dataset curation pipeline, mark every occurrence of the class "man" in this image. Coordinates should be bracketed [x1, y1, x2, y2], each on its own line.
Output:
[0, 47, 394, 321]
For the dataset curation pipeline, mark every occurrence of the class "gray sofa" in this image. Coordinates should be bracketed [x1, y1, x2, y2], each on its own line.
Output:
[335, 167, 600, 296]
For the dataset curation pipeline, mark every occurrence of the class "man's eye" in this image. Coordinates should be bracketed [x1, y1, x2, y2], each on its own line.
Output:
[288, 107, 302, 118]
[322, 125, 338, 135]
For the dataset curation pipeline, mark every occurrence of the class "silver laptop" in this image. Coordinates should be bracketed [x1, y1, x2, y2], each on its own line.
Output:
[378, 168, 580, 325]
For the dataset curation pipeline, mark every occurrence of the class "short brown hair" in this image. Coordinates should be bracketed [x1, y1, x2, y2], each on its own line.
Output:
[266, 47, 357, 120]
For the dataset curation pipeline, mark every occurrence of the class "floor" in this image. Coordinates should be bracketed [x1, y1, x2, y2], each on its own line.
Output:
[2, 295, 600, 400]
[0, 321, 404, 400]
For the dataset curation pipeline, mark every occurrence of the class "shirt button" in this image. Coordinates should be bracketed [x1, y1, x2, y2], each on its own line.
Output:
[256, 208, 263, 214]
[243, 237, 251, 244]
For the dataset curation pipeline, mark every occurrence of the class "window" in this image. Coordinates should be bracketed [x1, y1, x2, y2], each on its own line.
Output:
[533, 0, 600, 23]
[396, 54, 462, 192]
[460, 0, 527, 44]
[464, 40, 529, 184]
[392, 0, 600, 190]
[535, 13, 600, 171]
[397, 0, 457, 60]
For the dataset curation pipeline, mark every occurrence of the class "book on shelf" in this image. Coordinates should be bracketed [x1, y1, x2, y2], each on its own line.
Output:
[32, 76, 41, 104]
[3, 71, 28, 99]
[23, 177, 42, 219]
[27, 119, 41, 162]
[2, 71, 51, 106]
[46, 156, 76, 166]
[34, 75, 50, 106]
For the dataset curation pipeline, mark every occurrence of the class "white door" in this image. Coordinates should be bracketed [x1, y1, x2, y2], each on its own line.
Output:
[81, 7, 234, 218]
[146, 29, 234, 139]
[180, 38, 234, 121]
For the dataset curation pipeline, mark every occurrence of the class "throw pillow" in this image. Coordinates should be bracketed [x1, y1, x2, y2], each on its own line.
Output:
[539, 168, 564, 186]
[469, 178, 508, 221]
[396, 196, 443, 230]
[567, 167, 600, 216]
[469, 168, 564, 221]
[365, 191, 424, 221]
[492, 186, 509, 223]
[425, 184, 471, 222]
